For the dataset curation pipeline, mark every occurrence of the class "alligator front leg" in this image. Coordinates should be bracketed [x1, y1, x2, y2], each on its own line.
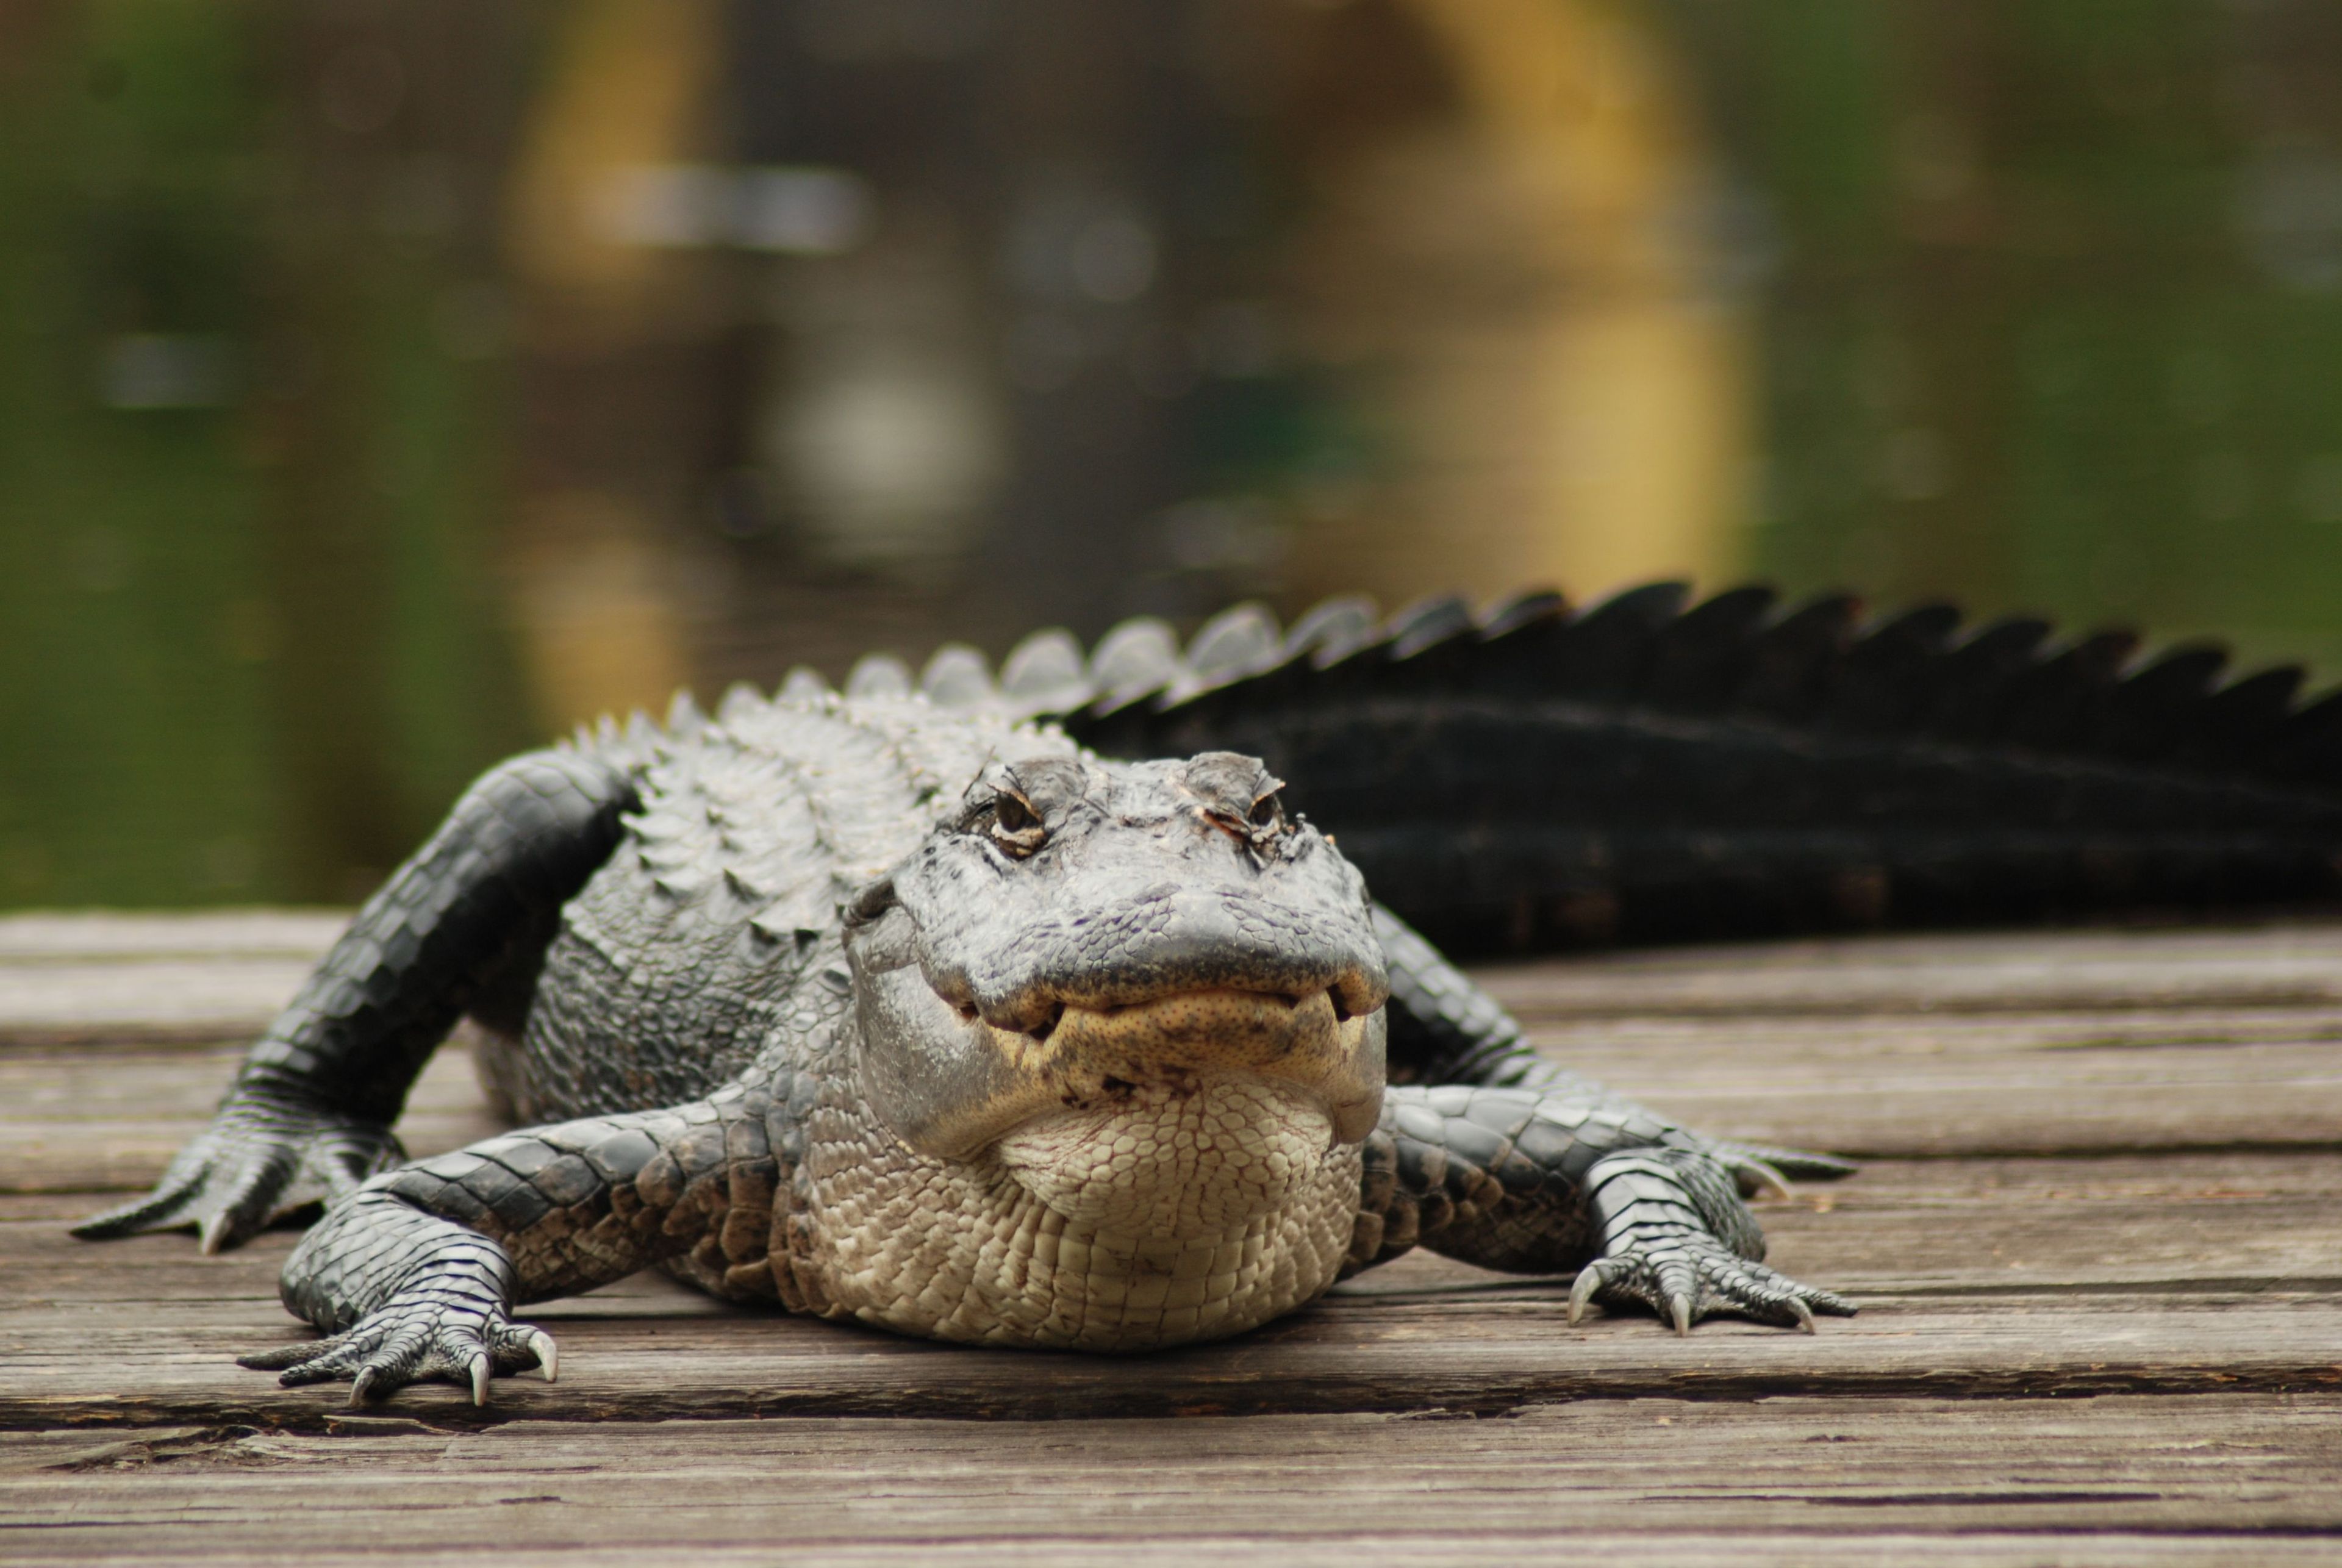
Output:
[242, 1084, 780, 1405]
[1348, 1083, 1854, 1333]
[74, 748, 636, 1253]
[1375, 906, 1858, 1191]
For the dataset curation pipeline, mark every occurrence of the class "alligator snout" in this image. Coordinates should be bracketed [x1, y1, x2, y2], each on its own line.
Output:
[1030, 985, 1370, 1081]
[930, 891, 1389, 1038]
[1008, 981, 1372, 1048]
[849, 751, 1392, 1162]
[851, 940, 1388, 1161]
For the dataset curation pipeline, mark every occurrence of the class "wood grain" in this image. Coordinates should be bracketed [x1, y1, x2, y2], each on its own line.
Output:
[8, 1190, 2342, 1430]
[9, 913, 2342, 1564]
[1477, 920, 2342, 1017]
[0, 911, 344, 1045]
[5, 1395, 2341, 1567]
[0, 1045, 501, 1193]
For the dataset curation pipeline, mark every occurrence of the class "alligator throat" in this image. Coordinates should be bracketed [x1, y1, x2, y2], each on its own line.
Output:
[800, 1079, 1363, 1351]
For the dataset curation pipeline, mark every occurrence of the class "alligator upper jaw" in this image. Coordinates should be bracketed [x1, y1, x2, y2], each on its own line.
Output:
[854, 973, 1387, 1163]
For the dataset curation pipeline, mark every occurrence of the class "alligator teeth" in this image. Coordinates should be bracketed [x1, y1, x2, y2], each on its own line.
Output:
[846, 654, 912, 701]
[1087, 616, 1181, 703]
[999, 628, 1092, 715]
[920, 645, 995, 708]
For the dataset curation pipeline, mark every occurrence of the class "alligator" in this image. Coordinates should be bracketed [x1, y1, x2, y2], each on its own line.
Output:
[76, 581, 2342, 1406]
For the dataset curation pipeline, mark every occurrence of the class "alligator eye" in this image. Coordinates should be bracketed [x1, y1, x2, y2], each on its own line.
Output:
[1248, 788, 1284, 834]
[989, 792, 1047, 856]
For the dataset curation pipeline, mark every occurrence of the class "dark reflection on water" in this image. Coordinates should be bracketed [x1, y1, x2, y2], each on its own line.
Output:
[2, 1, 2340, 906]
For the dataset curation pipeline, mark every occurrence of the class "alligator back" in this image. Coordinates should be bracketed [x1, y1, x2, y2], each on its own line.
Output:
[855, 583, 2342, 959]
[518, 692, 1075, 1120]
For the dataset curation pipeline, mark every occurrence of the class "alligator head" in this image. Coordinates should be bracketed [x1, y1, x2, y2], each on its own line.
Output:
[842, 750, 1388, 1234]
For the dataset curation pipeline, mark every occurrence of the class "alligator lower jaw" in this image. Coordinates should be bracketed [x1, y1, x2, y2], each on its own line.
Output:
[984, 988, 1386, 1146]
[857, 978, 1386, 1162]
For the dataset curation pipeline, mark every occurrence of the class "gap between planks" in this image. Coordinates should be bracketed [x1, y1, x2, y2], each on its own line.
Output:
[4, 1395, 2341, 1568]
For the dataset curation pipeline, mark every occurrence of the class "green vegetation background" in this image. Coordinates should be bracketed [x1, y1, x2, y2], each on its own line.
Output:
[5, 1, 2340, 907]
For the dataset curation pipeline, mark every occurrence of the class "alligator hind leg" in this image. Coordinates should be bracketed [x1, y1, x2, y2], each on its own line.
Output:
[1348, 1083, 1854, 1333]
[75, 748, 638, 1252]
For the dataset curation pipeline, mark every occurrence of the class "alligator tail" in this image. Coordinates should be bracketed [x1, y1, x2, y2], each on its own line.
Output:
[1009, 582, 2342, 956]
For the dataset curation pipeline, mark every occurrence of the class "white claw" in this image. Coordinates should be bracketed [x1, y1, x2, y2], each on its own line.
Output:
[470, 1353, 492, 1406]
[348, 1367, 379, 1408]
[1741, 1158, 1796, 1203]
[530, 1330, 560, 1383]
[1669, 1293, 1693, 1337]
[1787, 1297, 1817, 1334]
[1567, 1264, 1605, 1326]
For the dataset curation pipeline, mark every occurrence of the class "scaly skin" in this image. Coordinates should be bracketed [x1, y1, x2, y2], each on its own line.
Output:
[81, 683, 1853, 1406]
[106, 573, 2337, 1403]
[1070, 585, 2342, 955]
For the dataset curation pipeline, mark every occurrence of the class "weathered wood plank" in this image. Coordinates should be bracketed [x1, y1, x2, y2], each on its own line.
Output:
[0, 912, 348, 959]
[16, 1154, 2340, 1426]
[0, 909, 340, 1045]
[9, 1265, 2342, 1427]
[0, 961, 314, 1046]
[1477, 921, 2342, 1017]
[5, 1396, 2340, 1567]
[0, 1044, 501, 1193]
[1529, 1010, 2342, 1156]
[3, 1538, 2329, 1568]
[1753, 1152, 2342, 1292]
[9, 912, 2342, 1566]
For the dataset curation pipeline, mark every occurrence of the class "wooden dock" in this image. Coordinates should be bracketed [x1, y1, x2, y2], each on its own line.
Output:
[5, 911, 2341, 1565]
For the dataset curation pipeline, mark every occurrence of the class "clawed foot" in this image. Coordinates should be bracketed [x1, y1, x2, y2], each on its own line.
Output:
[1567, 1227, 1855, 1335]
[240, 1296, 558, 1407]
[71, 1092, 403, 1253]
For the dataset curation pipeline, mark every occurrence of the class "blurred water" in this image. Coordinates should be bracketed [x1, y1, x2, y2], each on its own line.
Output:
[2, 0, 2339, 906]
